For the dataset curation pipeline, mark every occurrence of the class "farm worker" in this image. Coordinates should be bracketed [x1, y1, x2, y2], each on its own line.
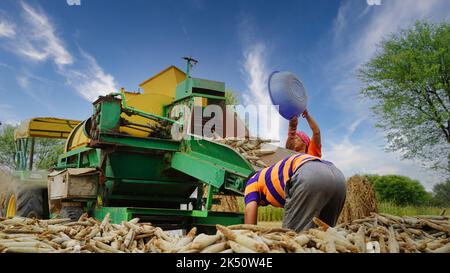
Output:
[285, 109, 321, 158]
[244, 153, 346, 232]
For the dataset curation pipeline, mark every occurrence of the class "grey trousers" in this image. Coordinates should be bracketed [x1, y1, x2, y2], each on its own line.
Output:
[282, 160, 346, 232]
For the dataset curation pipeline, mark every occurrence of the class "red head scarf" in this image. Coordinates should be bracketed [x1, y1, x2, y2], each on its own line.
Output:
[296, 131, 310, 148]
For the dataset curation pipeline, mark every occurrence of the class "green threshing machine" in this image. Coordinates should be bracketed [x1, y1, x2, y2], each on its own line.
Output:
[4, 58, 262, 232]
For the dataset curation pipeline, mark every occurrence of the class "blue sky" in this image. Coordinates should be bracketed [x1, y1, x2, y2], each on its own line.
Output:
[0, 0, 449, 190]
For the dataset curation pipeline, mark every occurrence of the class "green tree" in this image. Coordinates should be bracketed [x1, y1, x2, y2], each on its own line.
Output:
[365, 174, 430, 206]
[0, 124, 64, 170]
[34, 138, 65, 170]
[225, 89, 240, 105]
[359, 21, 450, 175]
[432, 180, 450, 207]
[0, 124, 17, 170]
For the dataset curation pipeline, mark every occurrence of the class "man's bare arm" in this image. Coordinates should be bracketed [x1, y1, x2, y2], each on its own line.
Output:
[244, 201, 258, 225]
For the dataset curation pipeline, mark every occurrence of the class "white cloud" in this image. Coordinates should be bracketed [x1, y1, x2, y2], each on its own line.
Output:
[334, 0, 450, 74]
[325, 135, 442, 191]
[347, 116, 366, 137]
[0, 20, 15, 38]
[326, 139, 378, 174]
[19, 2, 117, 101]
[0, 2, 118, 102]
[324, 121, 444, 191]
[60, 50, 117, 101]
[19, 2, 73, 66]
[332, 0, 351, 42]
[240, 42, 280, 140]
[242, 43, 271, 106]
[17, 41, 48, 61]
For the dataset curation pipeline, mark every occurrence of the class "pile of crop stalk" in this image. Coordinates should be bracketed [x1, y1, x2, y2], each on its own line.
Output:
[210, 137, 274, 212]
[338, 175, 378, 224]
[1, 212, 449, 253]
[213, 137, 275, 168]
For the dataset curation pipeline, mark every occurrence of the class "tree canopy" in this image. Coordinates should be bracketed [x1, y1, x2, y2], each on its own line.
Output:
[225, 89, 240, 105]
[359, 21, 450, 175]
[365, 174, 430, 206]
[432, 180, 450, 207]
[0, 125, 16, 170]
[0, 124, 64, 171]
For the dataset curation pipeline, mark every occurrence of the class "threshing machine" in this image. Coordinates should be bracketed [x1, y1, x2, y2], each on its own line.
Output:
[4, 58, 268, 232]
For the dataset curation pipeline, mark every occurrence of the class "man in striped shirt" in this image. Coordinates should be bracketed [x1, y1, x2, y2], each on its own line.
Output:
[244, 153, 346, 232]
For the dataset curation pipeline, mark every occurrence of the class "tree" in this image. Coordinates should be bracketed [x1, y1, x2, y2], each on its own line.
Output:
[0, 125, 17, 170]
[359, 21, 450, 175]
[34, 138, 65, 170]
[365, 174, 430, 206]
[0, 124, 64, 170]
[225, 90, 240, 105]
[432, 180, 450, 207]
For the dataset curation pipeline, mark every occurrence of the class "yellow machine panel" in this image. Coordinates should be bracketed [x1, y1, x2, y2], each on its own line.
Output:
[14, 117, 81, 140]
[139, 66, 186, 98]
[119, 91, 174, 137]
[66, 66, 187, 150]
[120, 66, 186, 137]
[65, 121, 90, 152]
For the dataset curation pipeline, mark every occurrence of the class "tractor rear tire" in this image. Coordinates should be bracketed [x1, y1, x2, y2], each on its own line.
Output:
[60, 206, 84, 221]
[14, 185, 44, 219]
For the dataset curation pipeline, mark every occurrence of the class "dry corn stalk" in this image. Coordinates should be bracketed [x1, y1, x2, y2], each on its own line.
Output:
[338, 175, 378, 224]
[0, 212, 449, 253]
[208, 137, 276, 213]
[213, 137, 275, 168]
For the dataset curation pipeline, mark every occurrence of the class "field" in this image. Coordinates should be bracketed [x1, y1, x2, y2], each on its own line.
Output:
[378, 201, 449, 217]
[237, 197, 450, 222]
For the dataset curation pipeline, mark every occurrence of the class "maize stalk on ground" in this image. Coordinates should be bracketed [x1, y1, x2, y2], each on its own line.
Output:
[0, 212, 448, 253]
[213, 137, 276, 168]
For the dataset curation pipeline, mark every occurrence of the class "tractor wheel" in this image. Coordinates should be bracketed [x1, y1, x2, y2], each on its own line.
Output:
[13, 185, 44, 219]
[60, 206, 84, 221]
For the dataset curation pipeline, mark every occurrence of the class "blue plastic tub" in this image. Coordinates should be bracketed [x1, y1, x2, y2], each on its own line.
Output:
[268, 71, 308, 120]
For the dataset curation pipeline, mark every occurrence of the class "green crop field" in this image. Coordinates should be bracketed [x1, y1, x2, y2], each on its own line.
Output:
[378, 201, 449, 217]
[237, 197, 449, 222]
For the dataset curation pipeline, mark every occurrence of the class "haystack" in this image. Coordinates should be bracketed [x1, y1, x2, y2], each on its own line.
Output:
[337, 175, 378, 224]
